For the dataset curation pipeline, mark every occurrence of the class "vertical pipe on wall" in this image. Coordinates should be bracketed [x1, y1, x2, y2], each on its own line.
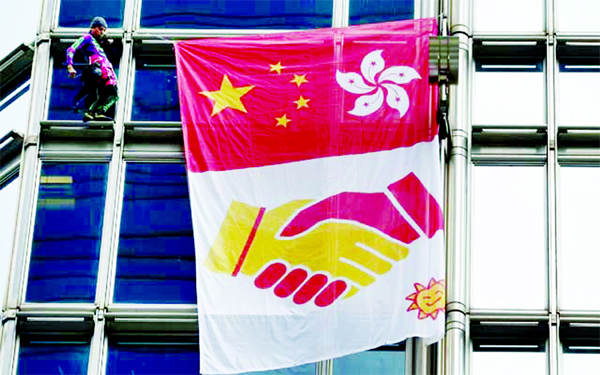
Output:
[444, 0, 471, 373]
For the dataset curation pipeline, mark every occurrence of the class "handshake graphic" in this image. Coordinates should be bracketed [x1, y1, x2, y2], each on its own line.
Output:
[204, 173, 443, 307]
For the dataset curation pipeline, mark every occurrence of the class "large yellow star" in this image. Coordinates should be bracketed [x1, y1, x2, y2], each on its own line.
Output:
[290, 74, 308, 87]
[293, 96, 310, 109]
[269, 62, 285, 74]
[275, 114, 291, 127]
[199, 75, 254, 116]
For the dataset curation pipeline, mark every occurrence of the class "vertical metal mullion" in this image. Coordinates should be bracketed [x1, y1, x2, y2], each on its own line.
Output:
[331, 0, 348, 28]
[88, 312, 106, 375]
[546, 34, 560, 375]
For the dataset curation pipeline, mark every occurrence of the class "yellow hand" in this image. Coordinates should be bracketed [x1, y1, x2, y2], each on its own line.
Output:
[205, 200, 409, 299]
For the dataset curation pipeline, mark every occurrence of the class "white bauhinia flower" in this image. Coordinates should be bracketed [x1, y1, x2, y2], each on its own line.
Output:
[336, 50, 421, 118]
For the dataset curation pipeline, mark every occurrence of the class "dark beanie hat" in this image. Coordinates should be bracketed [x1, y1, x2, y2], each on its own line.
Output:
[90, 17, 108, 29]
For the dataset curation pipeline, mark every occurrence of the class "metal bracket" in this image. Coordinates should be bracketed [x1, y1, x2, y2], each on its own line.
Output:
[24, 135, 39, 149]
[2, 309, 17, 324]
[429, 36, 459, 85]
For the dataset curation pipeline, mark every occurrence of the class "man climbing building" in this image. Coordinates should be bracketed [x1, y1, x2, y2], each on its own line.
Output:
[66, 16, 120, 121]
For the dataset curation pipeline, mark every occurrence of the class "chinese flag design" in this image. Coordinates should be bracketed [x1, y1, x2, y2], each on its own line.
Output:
[174, 19, 438, 173]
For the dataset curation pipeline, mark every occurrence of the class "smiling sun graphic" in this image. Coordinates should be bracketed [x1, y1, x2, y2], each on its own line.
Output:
[406, 278, 446, 320]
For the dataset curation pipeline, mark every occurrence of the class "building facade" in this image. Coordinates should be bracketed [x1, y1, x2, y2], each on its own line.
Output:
[0, 0, 599, 374]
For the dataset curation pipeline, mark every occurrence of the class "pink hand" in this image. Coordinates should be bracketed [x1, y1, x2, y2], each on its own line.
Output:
[281, 173, 443, 243]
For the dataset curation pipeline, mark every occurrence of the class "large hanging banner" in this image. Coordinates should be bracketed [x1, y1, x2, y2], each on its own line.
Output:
[175, 18, 444, 374]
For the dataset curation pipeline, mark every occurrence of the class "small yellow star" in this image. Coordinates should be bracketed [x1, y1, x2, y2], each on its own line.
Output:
[293, 96, 310, 109]
[199, 75, 254, 116]
[290, 74, 308, 87]
[275, 114, 291, 127]
[269, 62, 285, 74]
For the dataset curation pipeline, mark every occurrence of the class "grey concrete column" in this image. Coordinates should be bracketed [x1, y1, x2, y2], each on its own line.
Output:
[444, 0, 471, 374]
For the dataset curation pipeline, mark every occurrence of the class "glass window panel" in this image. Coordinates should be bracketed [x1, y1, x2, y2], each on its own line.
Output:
[17, 341, 90, 375]
[471, 166, 546, 310]
[349, 0, 413, 26]
[140, 0, 332, 29]
[558, 70, 600, 127]
[556, 0, 600, 33]
[115, 163, 196, 304]
[563, 349, 600, 374]
[0, 177, 20, 310]
[107, 343, 199, 375]
[26, 163, 109, 303]
[58, 0, 125, 28]
[558, 167, 600, 311]
[236, 363, 316, 375]
[333, 349, 405, 375]
[48, 58, 120, 121]
[0, 84, 30, 135]
[473, 0, 543, 33]
[473, 69, 545, 126]
[472, 351, 545, 375]
[132, 58, 180, 121]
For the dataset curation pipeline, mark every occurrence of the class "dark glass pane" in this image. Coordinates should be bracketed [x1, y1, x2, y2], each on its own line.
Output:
[115, 163, 196, 304]
[140, 0, 332, 29]
[58, 0, 125, 28]
[132, 57, 180, 121]
[26, 163, 109, 303]
[349, 0, 413, 25]
[17, 341, 90, 375]
[107, 343, 199, 375]
[48, 58, 120, 121]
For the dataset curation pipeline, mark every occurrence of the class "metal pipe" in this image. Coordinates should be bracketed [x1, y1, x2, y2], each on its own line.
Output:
[444, 0, 471, 373]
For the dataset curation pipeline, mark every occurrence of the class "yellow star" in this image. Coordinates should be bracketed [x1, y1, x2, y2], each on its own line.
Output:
[290, 74, 308, 87]
[293, 96, 310, 109]
[275, 114, 291, 127]
[199, 75, 254, 116]
[269, 62, 285, 74]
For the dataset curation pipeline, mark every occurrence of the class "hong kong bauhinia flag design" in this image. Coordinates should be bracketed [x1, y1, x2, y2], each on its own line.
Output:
[175, 18, 444, 374]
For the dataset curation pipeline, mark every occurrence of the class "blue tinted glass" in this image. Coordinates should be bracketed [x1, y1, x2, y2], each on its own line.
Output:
[140, 0, 332, 29]
[349, 0, 413, 25]
[26, 163, 108, 303]
[58, 0, 125, 28]
[107, 343, 199, 375]
[236, 363, 316, 375]
[17, 341, 90, 375]
[49, 59, 120, 121]
[333, 349, 405, 375]
[132, 60, 180, 121]
[115, 163, 196, 303]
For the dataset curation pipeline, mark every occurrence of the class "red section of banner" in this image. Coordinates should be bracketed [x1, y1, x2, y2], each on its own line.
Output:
[175, 19, 438, 173]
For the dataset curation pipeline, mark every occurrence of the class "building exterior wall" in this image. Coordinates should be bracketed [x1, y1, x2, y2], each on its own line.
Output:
[0, 0, 598, 374]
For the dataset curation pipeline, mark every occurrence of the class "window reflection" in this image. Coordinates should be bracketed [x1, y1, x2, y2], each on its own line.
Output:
[139, 0, 333, 29]
[556, 0, 600, 33]
[107, 342, 199, 375]
[17, 340, 90, 375]
[132, 57, 180, 122]
[114, 163, 196, 304]
[26, 163, 109, 303]
[349, 0, 413, 26]
[58, 0, 125, 28]
[472, 351, 546, 375]
[235, 362, 316, 375]
[563, 347, 600, 374]
[333, 344, 405, 375]
[473, 68, 545, 126]
[558, 69, 600, 127]
[558, 167, 600, 311]
[473, 0, 543, 33]
[471, 166, 546, 310]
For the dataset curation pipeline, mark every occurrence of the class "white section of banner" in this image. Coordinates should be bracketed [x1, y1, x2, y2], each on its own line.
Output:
[188, 137, 444, 374]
